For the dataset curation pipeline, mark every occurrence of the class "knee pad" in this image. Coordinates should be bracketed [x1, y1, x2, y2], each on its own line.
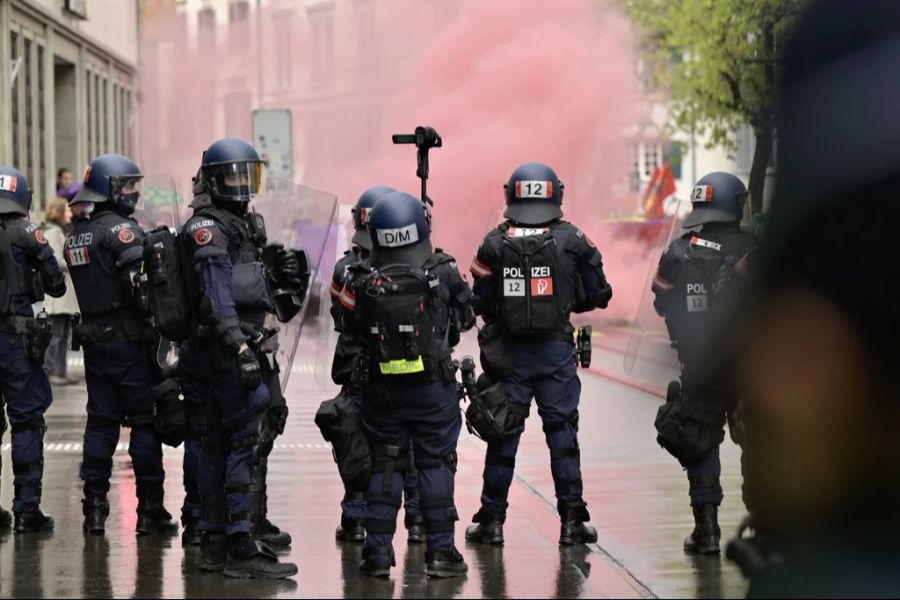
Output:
[419, 495, 458, 534]
[11, 416, 47, 435]
[542, 409, 579, 435]
[85, 414, 118, 435]
[414, 451, 458, 473]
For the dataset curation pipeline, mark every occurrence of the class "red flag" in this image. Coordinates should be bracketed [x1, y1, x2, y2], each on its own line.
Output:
[641, 162, 676, 219]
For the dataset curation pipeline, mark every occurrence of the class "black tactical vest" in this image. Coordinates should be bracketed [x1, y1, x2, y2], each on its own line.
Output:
[195, 206, 273, 323]
[496, 223, 569, 336]
[65, 211, 143, 323]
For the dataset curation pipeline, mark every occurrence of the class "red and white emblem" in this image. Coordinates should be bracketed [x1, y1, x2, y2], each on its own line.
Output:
[194, 227, 213, 246]
[34, 229, 47, 244]
[118, 228, 136, 244]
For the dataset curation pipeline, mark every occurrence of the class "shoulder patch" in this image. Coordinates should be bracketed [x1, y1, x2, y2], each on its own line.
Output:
[194, 227, 214, 246]
[118, 228, 137, 244]
[34, 228, 48, 244]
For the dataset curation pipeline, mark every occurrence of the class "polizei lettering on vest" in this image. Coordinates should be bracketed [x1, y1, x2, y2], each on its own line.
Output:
[376, 224, 419, 248]
[687, 283, 707, 294]
[502, 265, 551, 278]
[65, 232, 94, 248]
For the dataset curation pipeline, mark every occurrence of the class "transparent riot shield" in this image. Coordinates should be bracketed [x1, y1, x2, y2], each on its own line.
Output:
[623, 198, 684, 379]
[312, 202, 355, 392]
[252, 176, 338, 391]
[134, 174, 183, 232]
[134, 174, 185, 371]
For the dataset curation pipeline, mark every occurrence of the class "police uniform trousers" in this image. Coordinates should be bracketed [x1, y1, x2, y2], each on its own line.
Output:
[479, 340, 587, 521]
[680, 366, 729, 508]
[0, 330, 52, 512]
[80, 340, 166, 507]
[360, 380, 460, 554]
[341, 389, 422, 525]
[194, 345, 269, 536]
[178, 343, 209, 526]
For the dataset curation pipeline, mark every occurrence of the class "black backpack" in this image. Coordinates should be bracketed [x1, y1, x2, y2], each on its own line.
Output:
[143, 226, 193, 341]
[497, 226, 565, 335]
[355, 262, 445, 378]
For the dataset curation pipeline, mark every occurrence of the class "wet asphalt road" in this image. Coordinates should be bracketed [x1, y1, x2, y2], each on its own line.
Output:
[0, 329, 748, 598]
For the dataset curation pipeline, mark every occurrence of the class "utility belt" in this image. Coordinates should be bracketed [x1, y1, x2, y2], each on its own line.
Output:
[72, 320, 155, 348]
[0, 311, 52, 364]
[350, 350, 455, 388]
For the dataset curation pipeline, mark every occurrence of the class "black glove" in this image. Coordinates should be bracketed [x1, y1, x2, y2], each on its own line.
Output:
[276, 250, 302, 285]
[267, 404, 289, 436]
[237, 347, 262, 390]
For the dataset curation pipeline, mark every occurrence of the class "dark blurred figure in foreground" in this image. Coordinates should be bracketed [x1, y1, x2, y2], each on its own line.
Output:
[725, 1, 900, 596]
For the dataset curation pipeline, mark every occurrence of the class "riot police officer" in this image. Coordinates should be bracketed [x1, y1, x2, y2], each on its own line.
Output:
[651, 171, 757, 555]
[0, 167, 66, 532]
[465, 162, 612, 546]
[329, 185, 425, 545]
[180, 137, 299, 579]
[335, 191, 475, 577]
[64, 154, 177, 536]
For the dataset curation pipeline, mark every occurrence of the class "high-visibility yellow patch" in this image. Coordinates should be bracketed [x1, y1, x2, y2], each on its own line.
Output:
[379, 356, 425, 375]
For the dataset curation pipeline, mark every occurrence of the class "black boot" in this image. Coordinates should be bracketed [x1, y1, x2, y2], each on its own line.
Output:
[14, 509, 54, 533]
[684, 505, 721, 555]
[0, 505, 11, 528]
[200, 531, 229, 572]
[223, 534, 298, 579]
[405, 513, 425, 544]
[465, 510, 504, 545]
[559, 521, 598, 545]
[360, 545, 395, 577]
[82, 496, 110, 535]
[336, 516, 366, 543]
[558, 500, 597, 545]
[136, 485, 178, 535]
[425, 547, 468, 578]
[181, 515, 202, 546]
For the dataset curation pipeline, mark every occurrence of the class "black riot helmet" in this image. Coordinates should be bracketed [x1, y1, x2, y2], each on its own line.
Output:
[681, 172, 747, 229]
[366, 191, 433, 267]
[0, 167, 33, 216]
[352, 185, 396, 251]
[72, 154, 144, 216]
[199, 138, 266, 208]
[503, 162, 564, 226]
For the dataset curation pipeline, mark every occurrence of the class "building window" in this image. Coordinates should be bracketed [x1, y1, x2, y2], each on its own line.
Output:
[354, 0, 375, 74]
[38, 44, 46, 202]
[125, 90, 133, 156]
[198, 7, 217, 50]
[24, 38, 33, 193]
[94, 73, 101, 156]
[10, 32, 19, 176]
[643, 142, 661, 177]
[229, 0, 250, 23]
[308, 4, 335, 81]
[85, 70, 93, 159]
[273, 10, 294, 88]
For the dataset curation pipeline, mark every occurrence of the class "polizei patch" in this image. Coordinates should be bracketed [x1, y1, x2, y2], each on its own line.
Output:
[376, 224, 418, 248]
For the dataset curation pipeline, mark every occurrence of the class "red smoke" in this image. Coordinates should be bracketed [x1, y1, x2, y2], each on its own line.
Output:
[139, 0, 655, 326]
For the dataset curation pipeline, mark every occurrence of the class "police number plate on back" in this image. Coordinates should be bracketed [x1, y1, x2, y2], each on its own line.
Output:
[687, 294, 708, 312]
[504, 278, 525, 296]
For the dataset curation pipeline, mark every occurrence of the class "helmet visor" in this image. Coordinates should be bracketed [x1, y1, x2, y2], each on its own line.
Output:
[208, 161, 265, 202]
[109, 175, 144, 213]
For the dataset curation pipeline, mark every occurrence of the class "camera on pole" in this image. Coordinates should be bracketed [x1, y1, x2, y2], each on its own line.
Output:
[392, 126, 442, 206]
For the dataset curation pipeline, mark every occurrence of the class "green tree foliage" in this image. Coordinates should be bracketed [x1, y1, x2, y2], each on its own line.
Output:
[625, 0, 808, 213]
